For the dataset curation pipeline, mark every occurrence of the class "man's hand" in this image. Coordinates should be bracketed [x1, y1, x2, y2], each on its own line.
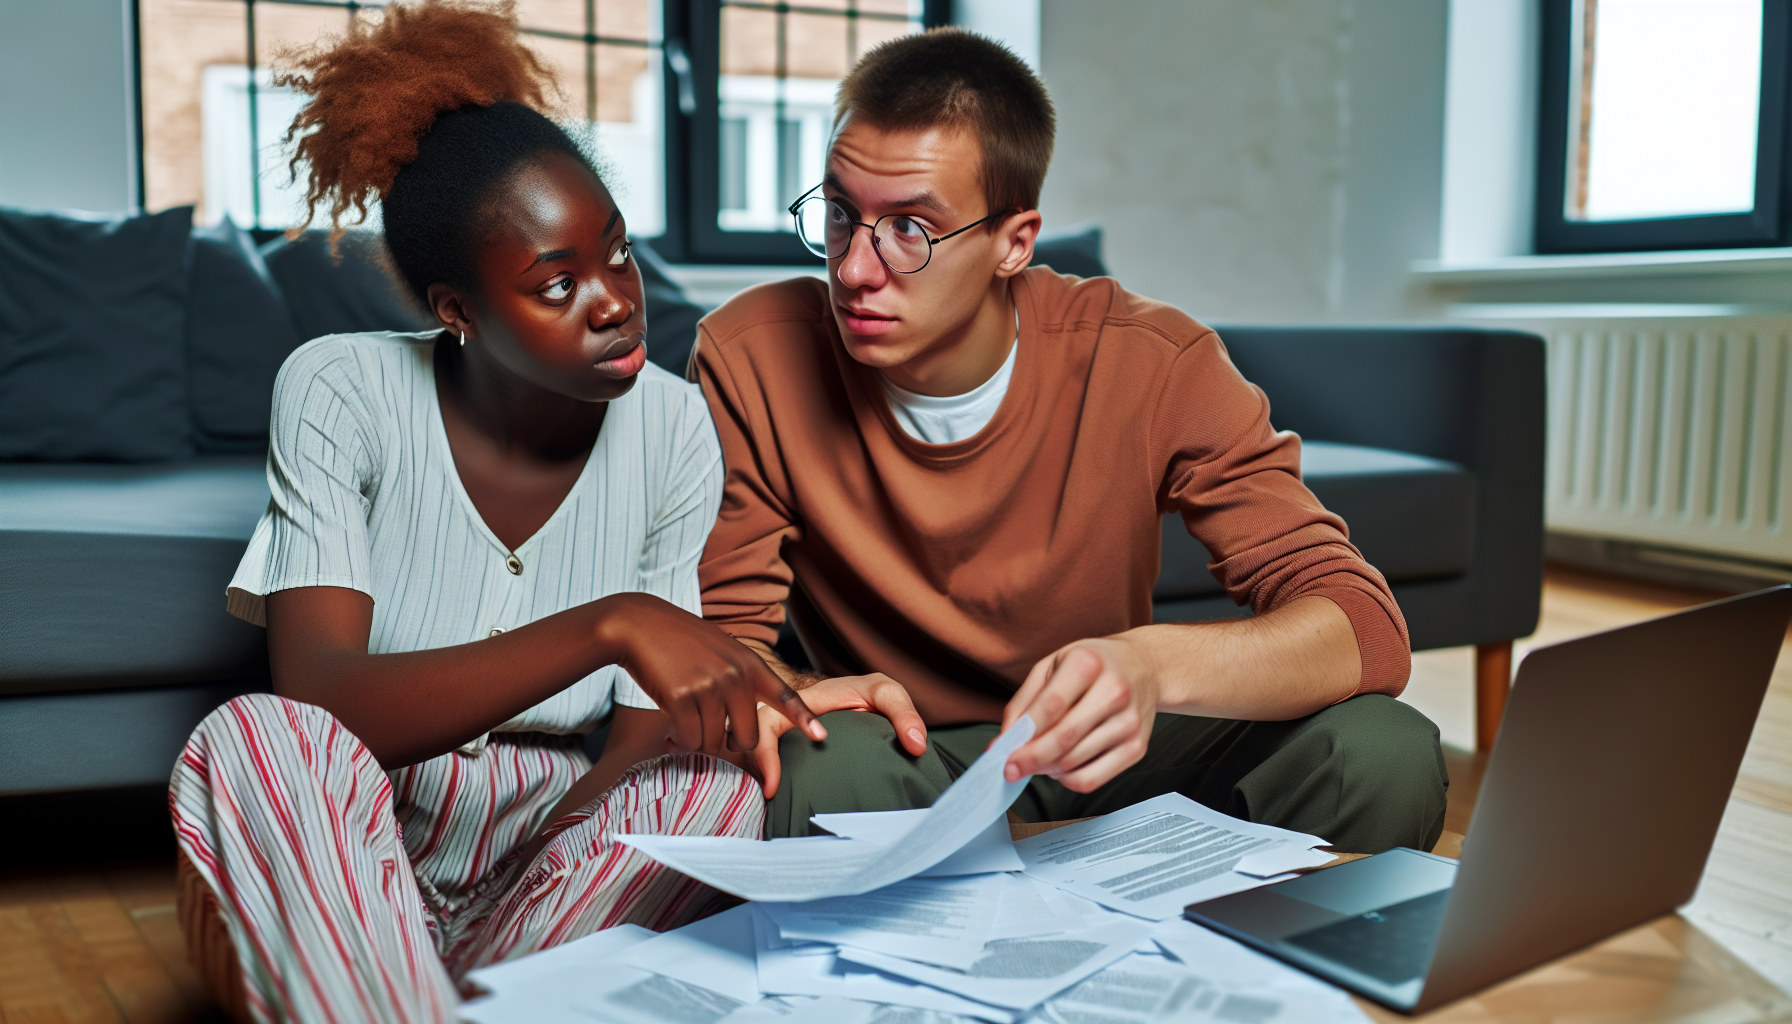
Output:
[740, 673, 926, 798]
[1001, 637, 1159, 792]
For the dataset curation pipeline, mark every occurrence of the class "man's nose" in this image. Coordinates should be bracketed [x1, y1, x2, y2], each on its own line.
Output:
[834, 225, 888, 290]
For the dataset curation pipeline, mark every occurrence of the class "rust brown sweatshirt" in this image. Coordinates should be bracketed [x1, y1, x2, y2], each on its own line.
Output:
[694, 268, 1410, 725]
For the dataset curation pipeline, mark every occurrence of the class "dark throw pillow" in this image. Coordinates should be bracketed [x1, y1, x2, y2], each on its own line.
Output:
[260, 229, 433, 342]
[0, 205, 194, 462]
[634, 239, 708, 377]
[1031, 223, 1108, 279]
[187, 217, 303, 454]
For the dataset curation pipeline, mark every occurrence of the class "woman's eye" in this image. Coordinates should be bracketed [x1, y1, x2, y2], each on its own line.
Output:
[542, 277, 575, 302]
[608, 242, 632, 268]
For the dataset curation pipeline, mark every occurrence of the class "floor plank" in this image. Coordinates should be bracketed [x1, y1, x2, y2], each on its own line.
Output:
[2, 563, 1787, 1020]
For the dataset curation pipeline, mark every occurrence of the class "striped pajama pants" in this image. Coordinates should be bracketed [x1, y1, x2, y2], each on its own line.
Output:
[169, 693, 763, 1024]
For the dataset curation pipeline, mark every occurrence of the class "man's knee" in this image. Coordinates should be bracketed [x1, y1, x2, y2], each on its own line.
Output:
[769, 711, 953, 837]
[1238, 694, 1447, 854]
[1315, 694, 1447, 849]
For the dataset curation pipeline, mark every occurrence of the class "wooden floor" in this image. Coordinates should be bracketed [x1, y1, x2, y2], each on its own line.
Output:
[1401, 564, 1792, 997]
[1, 564, 1787, 1022]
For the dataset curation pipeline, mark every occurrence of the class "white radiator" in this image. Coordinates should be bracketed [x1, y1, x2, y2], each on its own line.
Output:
[1516, 313, 1792, 568]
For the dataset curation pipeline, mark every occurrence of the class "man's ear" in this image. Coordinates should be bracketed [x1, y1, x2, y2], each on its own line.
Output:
[994, 209, 1043, 280]
[425, 283, 473, 337]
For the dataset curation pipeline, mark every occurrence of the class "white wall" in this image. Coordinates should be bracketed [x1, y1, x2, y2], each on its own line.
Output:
[1037, 0, 1450, 324]
[0, 0, 137, 213]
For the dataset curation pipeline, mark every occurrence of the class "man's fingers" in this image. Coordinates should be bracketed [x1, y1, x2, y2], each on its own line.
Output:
[1002, 652, 1106, 779]
[866, 676, 927, 756]
[1042, 710, 1138, 777]
[1056, 740, 1146, 794]
[751, 703, 792, 798]
[1003, 652, 1061, 732]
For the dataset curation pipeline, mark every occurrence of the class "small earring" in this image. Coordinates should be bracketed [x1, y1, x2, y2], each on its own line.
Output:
[459, 329, 467, 347]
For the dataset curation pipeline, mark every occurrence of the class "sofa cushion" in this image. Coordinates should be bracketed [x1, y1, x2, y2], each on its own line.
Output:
[1154, 440, 1477, 602]
[1030, 223, 1107, 279]
[261, 229, 433, 342]
[187, 218, 303, 453]
[0, 205, 194, 462]
[635, 239, 710, 376]
[0, 457, 271, 694]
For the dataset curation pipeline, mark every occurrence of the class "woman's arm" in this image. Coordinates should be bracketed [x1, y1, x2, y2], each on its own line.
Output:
[265, 585, 822, 769]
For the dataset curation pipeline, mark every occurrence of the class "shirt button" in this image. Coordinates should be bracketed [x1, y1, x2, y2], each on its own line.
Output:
[505, 553, 523, 575]
[488, 627, 504, 638]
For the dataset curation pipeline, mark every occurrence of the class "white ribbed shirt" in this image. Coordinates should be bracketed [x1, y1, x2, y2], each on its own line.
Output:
[228, 331, 723, 735]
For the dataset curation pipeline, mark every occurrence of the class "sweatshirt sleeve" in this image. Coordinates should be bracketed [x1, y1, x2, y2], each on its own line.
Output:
[1152, 332, 1411, 697]
[693, 327, 801, 648]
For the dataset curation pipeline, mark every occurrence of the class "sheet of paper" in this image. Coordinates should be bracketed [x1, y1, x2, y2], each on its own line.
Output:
[750, 907, 1018, 1023]
[836, 918, 1152, 1010]
[621, 717, 1036, 902]
[621, 904, 761, 1004]
[715, 995, 879, 1024]
[464, 922, 655, 997]
[812, 810, 1023, 877]
[1031, 952, 1369, 1024]
[1234, 844, 1335, 878]
[761, 875, 1002, 969]
[1015, 793, 1327, 920]
[575, 972, 745, 1024]
[988, 874, 1068, 939]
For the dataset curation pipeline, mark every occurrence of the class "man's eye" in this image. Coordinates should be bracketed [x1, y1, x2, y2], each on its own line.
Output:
[608, 241, 632, 268]
[891, 217, 924, 240]
[543, 277, 575, 302]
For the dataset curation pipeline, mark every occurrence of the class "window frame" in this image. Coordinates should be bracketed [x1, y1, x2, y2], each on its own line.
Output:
[133, 0, 656, 233]
[655, 0, 949, 264]
[1534, 0, 1792, 254]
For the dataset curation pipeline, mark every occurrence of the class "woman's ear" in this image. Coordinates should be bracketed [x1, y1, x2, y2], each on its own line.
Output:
[995, 210, 1043, 279]
[426, 283, 473, 337]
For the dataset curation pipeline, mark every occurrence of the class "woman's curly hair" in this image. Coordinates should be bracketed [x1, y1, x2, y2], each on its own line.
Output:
[275, 0, 603, 305]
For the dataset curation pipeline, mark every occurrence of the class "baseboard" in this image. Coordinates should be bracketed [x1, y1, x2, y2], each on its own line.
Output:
[1546, 533, 1792, 594]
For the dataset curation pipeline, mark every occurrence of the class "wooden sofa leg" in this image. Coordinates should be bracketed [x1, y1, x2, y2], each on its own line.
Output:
[1475, 641, 1513, 752]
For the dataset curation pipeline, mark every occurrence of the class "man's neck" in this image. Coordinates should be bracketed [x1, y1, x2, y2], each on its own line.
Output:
[879, 283, 1017, 398]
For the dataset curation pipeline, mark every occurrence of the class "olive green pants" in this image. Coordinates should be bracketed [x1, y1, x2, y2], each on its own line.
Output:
[768, 694, 1448, 854]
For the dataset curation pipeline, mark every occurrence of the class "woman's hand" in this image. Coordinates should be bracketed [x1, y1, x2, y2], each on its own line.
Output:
[734, 673, 926, 798]
[597, 593, 825, 759]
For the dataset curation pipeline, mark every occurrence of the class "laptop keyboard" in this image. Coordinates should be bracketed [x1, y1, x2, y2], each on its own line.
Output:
[1284, 888, 1450, 985]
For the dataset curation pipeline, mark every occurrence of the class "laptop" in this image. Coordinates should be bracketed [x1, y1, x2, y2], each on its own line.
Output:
[1183, 584, 1792, 1014]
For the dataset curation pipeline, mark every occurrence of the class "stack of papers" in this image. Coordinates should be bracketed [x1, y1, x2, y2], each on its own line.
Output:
[463, 715, 1368, 1024]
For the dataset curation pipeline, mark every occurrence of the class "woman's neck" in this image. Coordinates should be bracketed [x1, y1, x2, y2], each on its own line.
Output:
[433, 332, 606, 464]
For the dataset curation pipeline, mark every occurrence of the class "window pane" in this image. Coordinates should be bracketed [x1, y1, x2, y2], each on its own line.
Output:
[1570, 0, 1762, 222]
[717, 0, 922, 234]
[141, 0, 662, 235]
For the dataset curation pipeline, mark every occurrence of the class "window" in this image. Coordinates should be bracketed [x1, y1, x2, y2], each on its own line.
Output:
[657, 0, 948, 263]
[136, 0, 945, 261]
[1535, 0, 1790, 253]
[139, 0, 662, 235]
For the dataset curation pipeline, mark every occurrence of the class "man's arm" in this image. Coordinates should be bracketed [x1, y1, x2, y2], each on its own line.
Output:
[1001, 596, 1358, 787]
[1002, 328, 1406, 790]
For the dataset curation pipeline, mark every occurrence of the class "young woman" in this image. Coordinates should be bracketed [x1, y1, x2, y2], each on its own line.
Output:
[169, 4, 835, 1020]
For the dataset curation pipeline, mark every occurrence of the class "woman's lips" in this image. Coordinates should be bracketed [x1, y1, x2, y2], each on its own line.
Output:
[593, 338, 647, 379]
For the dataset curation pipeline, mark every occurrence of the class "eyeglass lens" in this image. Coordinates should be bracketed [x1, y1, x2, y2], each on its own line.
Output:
[794, 197, 932, 274]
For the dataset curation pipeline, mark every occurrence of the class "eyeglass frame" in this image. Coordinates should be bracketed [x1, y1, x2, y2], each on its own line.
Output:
[786, 183, 1014, 274]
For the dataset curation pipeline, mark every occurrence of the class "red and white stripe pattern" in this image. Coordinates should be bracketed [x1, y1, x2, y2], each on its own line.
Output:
[170, 693, 763, 1023]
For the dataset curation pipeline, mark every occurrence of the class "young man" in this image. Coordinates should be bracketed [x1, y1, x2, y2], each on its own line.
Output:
[694, 29, 1446, 853]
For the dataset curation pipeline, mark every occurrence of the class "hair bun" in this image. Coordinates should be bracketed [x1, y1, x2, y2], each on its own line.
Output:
[278, 0, 560, 237]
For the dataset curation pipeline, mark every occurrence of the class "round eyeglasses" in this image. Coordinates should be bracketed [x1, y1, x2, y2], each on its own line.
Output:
[788, 183, 1010, 274]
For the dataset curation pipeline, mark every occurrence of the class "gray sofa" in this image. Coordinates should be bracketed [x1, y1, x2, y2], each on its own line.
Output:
[0, 214, 1542, 796]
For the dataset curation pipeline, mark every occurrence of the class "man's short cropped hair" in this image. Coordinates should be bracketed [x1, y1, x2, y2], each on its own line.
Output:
[836, 28, 1055, 219]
